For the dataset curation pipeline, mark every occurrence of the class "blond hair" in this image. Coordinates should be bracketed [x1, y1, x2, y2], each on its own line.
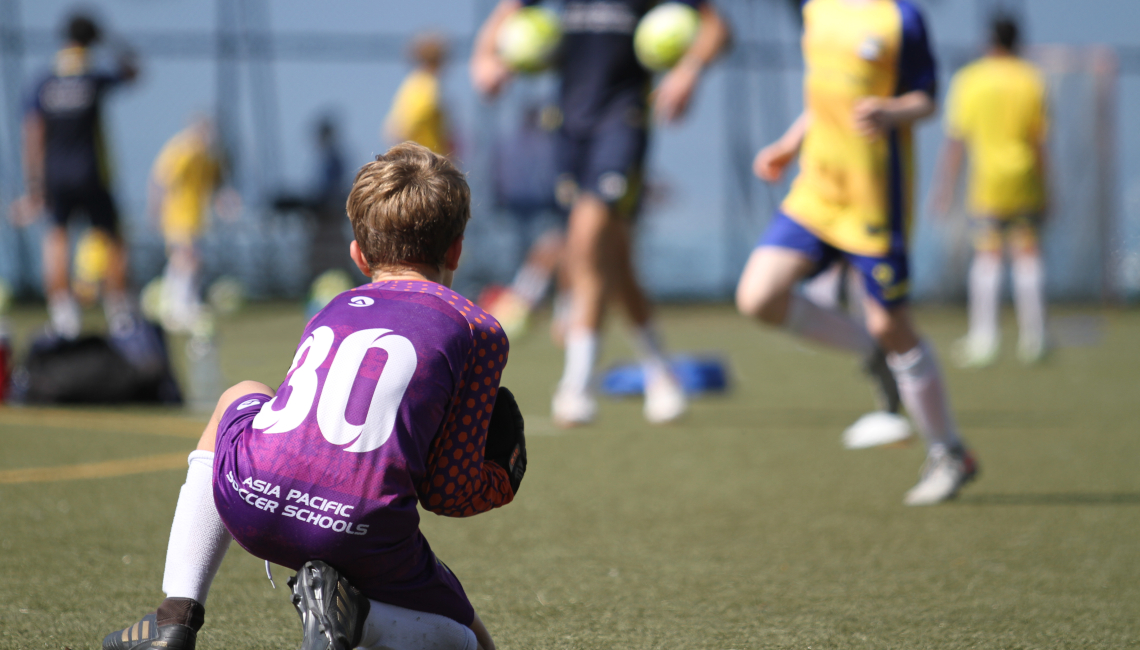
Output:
[347, 142, 470, 272]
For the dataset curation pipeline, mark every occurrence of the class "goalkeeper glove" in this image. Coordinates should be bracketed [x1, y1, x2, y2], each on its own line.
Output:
[485, 386, 527, 494]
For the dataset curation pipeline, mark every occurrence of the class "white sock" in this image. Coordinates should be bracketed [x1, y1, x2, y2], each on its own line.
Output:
[162, 450, 232, 604]
[357, 600, 477, 650]
[784, 293, 875, 355]
[163, 261, 200, 323]
[509, 264, 550, 307]
[1012, 254, 1046, 351]
[967, 255, 1002, 349]
[888, 341, 963, 453]
[48, 292, 81, 339]
[558, 330, 598, 395]
[630, 323, 670, 379]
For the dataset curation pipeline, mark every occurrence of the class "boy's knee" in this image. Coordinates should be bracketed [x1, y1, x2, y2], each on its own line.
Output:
[736, 284, 785, 326]
[221, 380, 274, 406]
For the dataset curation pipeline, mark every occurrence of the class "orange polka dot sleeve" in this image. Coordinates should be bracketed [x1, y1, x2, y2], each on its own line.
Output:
[419, 307, 514, 517]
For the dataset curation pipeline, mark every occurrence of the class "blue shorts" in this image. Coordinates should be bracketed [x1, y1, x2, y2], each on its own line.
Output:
[557, 117, 647, 216]
[757, 212, 910, 307]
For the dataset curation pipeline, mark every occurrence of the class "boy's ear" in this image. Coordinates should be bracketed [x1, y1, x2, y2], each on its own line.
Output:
[443, 237, 463, 272]
[349, 240, 372, 277]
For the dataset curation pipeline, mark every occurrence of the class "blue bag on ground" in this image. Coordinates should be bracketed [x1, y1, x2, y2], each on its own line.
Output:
[600, 355, 729, 396]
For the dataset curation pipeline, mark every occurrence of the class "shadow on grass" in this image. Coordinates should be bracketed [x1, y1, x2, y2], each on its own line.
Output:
[955, 492, 1140, 506]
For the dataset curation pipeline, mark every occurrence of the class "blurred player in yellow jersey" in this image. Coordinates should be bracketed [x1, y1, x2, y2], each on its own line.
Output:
[150, 116, 238, 332]
[737, 0, 977, 505]
[384, 34, 452, 156]
[931, 16, 1049, 367]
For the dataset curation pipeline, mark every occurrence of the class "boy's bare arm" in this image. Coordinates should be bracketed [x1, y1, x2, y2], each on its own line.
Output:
[853, 90, 936, 138]
[470, 0, 522, 98]
[929, 137, 965, 219]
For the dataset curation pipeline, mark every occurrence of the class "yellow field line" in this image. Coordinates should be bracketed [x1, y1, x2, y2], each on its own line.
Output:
[0, 452, 190, 485]
[0, 406, 204, 439]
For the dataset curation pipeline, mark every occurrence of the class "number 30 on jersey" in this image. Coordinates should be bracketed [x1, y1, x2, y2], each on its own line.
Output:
[251, 326, 417, 453]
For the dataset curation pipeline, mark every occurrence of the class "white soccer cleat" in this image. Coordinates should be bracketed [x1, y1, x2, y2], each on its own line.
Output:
[842, 411, 913, 449]
[904, 447, 979, 506]
[552, 385, 597, 427]
[1017, 336, 1047, 365]
[952, 336, 999, 369]
[643, 369, 687, 424]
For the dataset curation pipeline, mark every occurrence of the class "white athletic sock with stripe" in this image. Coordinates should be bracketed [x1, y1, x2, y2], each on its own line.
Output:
[784, 293, 875, 355]
[967, 254, 1002, 350]
[558, 329, 599, 395]
[357, 600, 477, 650]
[162, 450, 231, 604]
[888, 341, 962, 453]
[1012, 253, 1046, 352]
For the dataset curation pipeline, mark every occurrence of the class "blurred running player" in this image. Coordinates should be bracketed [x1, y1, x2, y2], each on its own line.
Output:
[930, 15, 1049, 367]
[472, 0, 729, 426]
[385, 34, 453, 156]
[104, 144, 526, 650]
[737, 0, 978, 505]
[149, 116, 238, 332]
[11, 12, 138, 337]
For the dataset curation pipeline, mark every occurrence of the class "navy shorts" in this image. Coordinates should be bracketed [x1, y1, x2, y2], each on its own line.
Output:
[757, 211, 910, 307]
[48, 186, 119, 236]
[557, 117, 647, 216]
[212, 393, 476, 625]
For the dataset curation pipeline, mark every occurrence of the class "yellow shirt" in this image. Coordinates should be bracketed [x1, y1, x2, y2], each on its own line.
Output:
[782, 0, 936, 257]
[945, 55, 1047, 217]
[385, 69, 449, 155]
[153, 131, 220, 243]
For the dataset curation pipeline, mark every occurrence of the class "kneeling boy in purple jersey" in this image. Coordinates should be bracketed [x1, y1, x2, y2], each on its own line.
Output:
[104, 143, 527, 650]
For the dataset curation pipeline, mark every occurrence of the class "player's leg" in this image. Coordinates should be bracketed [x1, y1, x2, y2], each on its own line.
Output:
[955, 218, 1003, 367]
[43, 191, 81, 338]
[1009, 217, 1046, 363]
[857, 273, 977, 505]
[737, 244, 874, 354]
[161, 239, 202, 332]
[89, 188, 134, 330]
[103, 381, 274, 650]
[609, 212, 687, 422]
[551, 191, 610, 424]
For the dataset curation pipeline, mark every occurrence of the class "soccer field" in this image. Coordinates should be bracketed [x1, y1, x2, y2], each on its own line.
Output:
[1, 303, 1138, 649]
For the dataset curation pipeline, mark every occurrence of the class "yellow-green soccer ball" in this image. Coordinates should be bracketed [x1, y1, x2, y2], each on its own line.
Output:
[634, 2, 700, 72]
[497, 6, 562, 73]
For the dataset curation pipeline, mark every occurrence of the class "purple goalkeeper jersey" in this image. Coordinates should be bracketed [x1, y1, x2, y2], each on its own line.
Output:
[212, 280, 512, 622]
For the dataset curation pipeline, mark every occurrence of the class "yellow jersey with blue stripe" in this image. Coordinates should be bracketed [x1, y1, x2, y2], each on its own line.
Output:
[782, 0, 936, 257]
[945, 55, 1047, 218]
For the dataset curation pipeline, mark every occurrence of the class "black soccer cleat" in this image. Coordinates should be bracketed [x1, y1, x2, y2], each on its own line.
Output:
[289, 561, 371, 650]
[102, 597, 204, 650]
[863, 347, 902, 414]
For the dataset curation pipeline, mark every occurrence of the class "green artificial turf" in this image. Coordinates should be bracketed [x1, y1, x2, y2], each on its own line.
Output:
[1, 303, 1137, 649]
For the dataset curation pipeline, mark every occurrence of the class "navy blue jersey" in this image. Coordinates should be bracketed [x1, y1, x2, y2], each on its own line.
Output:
[521, 0, 704, 134]
[28, 65, 129, 192]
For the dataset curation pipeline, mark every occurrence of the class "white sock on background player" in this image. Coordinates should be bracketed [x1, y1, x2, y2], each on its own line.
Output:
[967, 254, 1002, 351]
[631, 323, 670, 378]
[161, 450, 231, 604]
[887, 341, 962, 453]
[1012, 253, 1046, 355]
[559, 329, 599, 395]
[784, 293, 874, 355]
[357, 600, 477, 650]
